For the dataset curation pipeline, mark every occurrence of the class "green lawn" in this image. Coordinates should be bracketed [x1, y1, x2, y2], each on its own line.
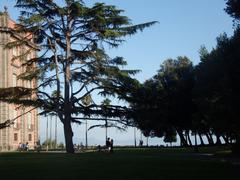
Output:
[0, 148, 239, 180]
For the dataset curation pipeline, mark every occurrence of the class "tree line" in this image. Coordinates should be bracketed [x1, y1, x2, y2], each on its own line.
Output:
[126, 1, 240, 152]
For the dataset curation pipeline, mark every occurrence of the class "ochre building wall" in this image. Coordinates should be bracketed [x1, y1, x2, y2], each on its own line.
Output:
[0, 12, 38, 151]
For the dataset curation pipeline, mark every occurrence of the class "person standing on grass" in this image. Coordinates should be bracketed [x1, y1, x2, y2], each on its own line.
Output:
[26, 142, 29, 151]
[110, 139, 114, 153]
[36, 140, 41, 153]
[18, 142, 22, 151]
[106, 137, 111, 151]
[21, 143, 25, 151]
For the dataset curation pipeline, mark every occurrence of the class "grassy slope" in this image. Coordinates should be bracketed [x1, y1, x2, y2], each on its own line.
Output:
[0, 148, 239, 180]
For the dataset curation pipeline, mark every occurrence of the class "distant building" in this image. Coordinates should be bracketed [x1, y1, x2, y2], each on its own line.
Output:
[0, 10, 38, 151]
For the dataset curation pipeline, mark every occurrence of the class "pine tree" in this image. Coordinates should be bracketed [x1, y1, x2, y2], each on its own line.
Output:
[0, 0, 157, 153]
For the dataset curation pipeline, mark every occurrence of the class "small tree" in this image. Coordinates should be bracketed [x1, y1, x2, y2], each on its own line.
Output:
[163, 131, 177, 147]
[102, 98, 111, 144]
[88, 98, 126, 146]
[42, 139, 57, 150]
[81, 94, 92, 148]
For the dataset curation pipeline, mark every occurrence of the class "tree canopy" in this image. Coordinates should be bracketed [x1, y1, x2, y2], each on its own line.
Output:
[127, 57, 195, 146]
[225, 0, 240, 22]
[126, 29, 240, 150]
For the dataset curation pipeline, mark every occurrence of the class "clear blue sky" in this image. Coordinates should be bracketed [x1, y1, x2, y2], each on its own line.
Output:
[1, 0, 234, 146]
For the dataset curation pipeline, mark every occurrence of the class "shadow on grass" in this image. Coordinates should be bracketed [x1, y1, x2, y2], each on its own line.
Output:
[0, 147, 239, 180]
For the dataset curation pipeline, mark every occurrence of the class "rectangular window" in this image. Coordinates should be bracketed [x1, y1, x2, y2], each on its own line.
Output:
[27, 53, 31, 61]
[27, 81, 31, 88]
[13, 109, 18, 128]
[28, 134, 32, 141]
[27, 112, 32, 129]
[13, 74, 17, 87]
[14, 133, 18, 141]
[12, 47, 17, 56]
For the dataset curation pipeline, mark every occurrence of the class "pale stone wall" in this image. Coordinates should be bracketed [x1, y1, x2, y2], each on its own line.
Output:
[0, 12, 38, 151]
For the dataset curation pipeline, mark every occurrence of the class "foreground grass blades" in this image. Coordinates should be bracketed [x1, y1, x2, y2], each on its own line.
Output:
[0, 148, 239, 180]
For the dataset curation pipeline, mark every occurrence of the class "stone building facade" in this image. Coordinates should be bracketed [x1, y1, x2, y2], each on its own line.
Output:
[0, 11, 38, 151]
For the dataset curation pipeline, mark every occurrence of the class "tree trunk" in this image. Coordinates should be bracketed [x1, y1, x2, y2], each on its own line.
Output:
[105, 120, 108, 146]
[176, 128, 188, 147]
[63, 118, 74, 153]
[198, 133, 205, 146]
[221, 135, 229, 145]
[232, 134, 240, 154]
[63, 17, 74, 153]
[186, 131, 192, 147]
[205, 132, 214, 145]
[209, 132, 215, 145]
[215, 134, 222, 145]
[194, 133, 198, 152]
[85, 119, 88, 148]
[134, 127, 137, 147]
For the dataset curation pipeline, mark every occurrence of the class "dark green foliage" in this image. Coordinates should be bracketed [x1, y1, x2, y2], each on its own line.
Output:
[126, 27, 240, 149]
[128, 29, 240, 149]
[127, 57, 195, 146]
[225, 0, 240, 23]
[88, 98, 126, 134]
[41, 139, 59, 149]
[163, 130, 177, 145]
[0, 120, 13, 129]
[195, 29, 240, 146]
